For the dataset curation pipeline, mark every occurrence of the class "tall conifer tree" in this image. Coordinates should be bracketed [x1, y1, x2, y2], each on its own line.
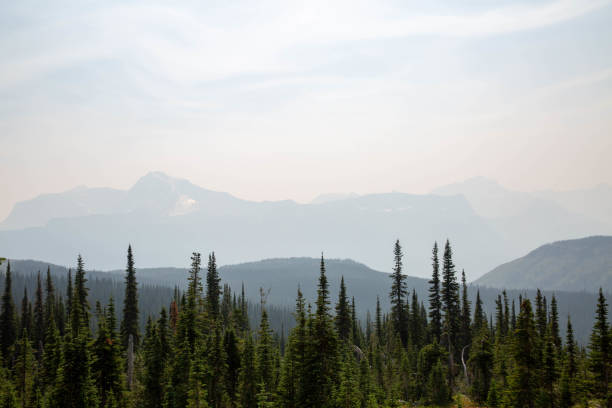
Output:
[390, 240, 408, 346]
[121, 244, 139, 349]
[335, 276, 351, 342]
[428, 242, 442, 343]
[0, 261, 17, 362]
[33, 272, 44, 355]
[206, 252, 221, 319]
[589, 288, 610, 400]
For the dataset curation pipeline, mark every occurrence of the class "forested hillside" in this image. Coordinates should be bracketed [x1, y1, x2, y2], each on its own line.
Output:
[0, 240, 610, 407]
[2, 257, 602, 344]
[475, 236, 612, 292]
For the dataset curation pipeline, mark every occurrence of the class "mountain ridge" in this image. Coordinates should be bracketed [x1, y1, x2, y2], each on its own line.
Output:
[475, 235, 612, 291]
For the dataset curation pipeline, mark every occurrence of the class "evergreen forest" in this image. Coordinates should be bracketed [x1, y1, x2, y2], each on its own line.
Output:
[0, 240, 610, 408]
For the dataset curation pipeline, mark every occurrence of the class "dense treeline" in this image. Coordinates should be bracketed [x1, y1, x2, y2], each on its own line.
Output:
[0, 241, 610, 407]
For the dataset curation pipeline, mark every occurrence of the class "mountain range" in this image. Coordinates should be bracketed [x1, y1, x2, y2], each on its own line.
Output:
[1, 172, 611, 279]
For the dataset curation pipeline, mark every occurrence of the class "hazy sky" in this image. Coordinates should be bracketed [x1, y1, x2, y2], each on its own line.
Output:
[1, 0, 611, 220]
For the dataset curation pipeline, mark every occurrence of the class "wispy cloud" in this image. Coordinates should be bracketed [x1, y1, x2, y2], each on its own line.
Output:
[1, 0, 609, 88]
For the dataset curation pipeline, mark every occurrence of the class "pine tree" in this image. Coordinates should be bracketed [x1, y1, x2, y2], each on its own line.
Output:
[20, 288, 32, 339]
[473, 289, 485, 333]
[65, 268, 73, 319]
[91, 307, 124, 406]
[72, 255, 90, 336]
[41, 308, 61, 391]
[13, 331, 36, 408]
[256, 303, 274, 395]
[390, 240, 408, 346]
[143, 309, 170, 408]
[224, 329, 241, 402]
[278, 288, 308, 407]
[375, 296, 383, 346]
[120, 245, 139, 349]
[206, 326, 228, 407]
[441, 240, 460, 380]
[307, 255, 338, 407]
[32, 272, 44, 356]
[427, 359, 449, 405]
[410, 289, 423, 347]
[48, 322, 98, 408]
[550, 295, 561, 350]
[460, 270, 471, 348]
[535, 289, 547, 340]
[505, 299, 538, 408]
[0, 261, 17, 362]
[541, 333, 557, 408]
[44, 267, 55, 332]
[589, 288, 610, 400]
[335, 276, 351, 342]
[238, 335, 258, 408]
[468, 326, 493, 403]
[206, 253, 221, 319]
[565, 316, 577, 378]
[186, 338, 209, 408]
[334, 349, 361, 407]
[428, 242, 442, 343]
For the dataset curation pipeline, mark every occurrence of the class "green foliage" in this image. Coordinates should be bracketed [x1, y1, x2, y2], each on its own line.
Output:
[0, 244, 609, 408]
[0, 261, 17, 363]
[120, 245, 139, 350]
[426, 359, 449, 405]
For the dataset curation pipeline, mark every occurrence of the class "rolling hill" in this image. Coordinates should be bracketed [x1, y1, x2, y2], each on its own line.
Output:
[474, 236, 612, 291]
[1, 256, 604, 344]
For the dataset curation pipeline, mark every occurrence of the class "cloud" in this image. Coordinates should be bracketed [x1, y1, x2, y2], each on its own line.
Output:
[0, 0, 609, 88]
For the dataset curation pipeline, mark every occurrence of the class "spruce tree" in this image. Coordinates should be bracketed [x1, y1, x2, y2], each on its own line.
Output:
[41, 308, 61, 392]
[550, 295, 561, 350]
[44, 267, 55, 332]
[427, 359, 449, 405]
[460, 269, 471, 348]
[206, 252, 221, 319]
[13, 331, 35, 408]
[375, 296, 383, 345]
[565, 316, 577, 378]
[335, 276, 351, 342]
[224, 329, 241, 402]
[278, 288, 308, 407]
[20, 288, 32, 339]
[541, 334, 557, 407]
[473, 289, 485, 333]
[91, 307, 124, 406]
[33, 272, 44, 357]
[588, 288, 610, 400]
[307, 255, 338, 407]
[468, 326, 493, 403]
[441, 240, 460, 379]
[535, 289, 547, 340]
[205, 326, 227, 407]
[72, 255, 90, 336]
[65, 268, 73, 319]
[428, 242, 442, 343]
[389, 240, 408, 346]
[49, 320, 98, 407]
[0, 261, 17, 362]
[506, 299, 538, 408]
[255, 303, 274, 406]
[238, 335, 258, 408]
[120, 245, 139, 349]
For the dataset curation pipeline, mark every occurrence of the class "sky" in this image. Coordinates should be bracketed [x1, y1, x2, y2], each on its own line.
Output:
[1, 0, 611, 220]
